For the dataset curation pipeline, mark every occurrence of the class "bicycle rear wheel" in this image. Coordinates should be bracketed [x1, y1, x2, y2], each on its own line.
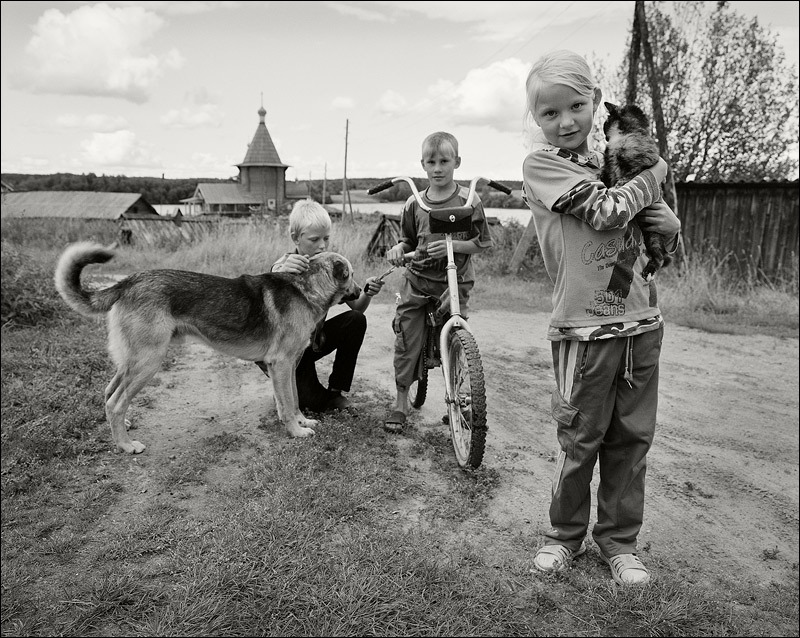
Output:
[446, 327, 487, 468]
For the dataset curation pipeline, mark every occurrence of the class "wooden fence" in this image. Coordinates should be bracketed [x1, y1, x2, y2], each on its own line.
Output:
[509, 181, 798, 281]
[674, 181, 798, 279]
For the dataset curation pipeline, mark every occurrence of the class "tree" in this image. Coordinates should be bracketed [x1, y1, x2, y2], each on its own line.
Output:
[620, 1, 798, 182]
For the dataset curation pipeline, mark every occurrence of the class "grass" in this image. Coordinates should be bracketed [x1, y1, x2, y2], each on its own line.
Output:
[1, 217, 798, 636]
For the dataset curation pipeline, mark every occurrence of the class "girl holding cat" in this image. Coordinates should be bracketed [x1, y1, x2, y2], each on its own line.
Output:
[521, 49, 680, 586]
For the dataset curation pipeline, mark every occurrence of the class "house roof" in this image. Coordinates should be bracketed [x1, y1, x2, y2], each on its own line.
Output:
[1, 191, 159, 220]
[237, 106, 288, 168]
[181, 183, 266, 205]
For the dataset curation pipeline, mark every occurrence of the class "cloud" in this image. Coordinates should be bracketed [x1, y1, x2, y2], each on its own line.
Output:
[80, 130, 158, 167]
[10, 4, 184, 104]
[376, 90, 410, 116]
[331, 96, 356, 110]
[161, 104, 224, 129]
[340, 1, 632, 43]
[381, 58, 529, 132]
[118, 1, 245, 17]
[323, 1, 392, 22]
[56, 113, 129, 132]
[439, 58, 530, 131]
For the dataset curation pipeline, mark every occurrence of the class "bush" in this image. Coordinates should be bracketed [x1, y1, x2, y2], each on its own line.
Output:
[0, 241, 68, 329]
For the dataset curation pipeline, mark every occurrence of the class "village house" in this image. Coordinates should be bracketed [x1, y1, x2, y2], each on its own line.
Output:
[0, 190, 159, 221]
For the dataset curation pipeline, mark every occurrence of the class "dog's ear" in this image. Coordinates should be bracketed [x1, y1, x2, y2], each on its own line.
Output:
[332, 255, 351, 282]
[604, 102, 618, 116]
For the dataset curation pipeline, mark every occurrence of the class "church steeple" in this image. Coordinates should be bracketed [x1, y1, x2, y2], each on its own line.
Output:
[237, 102, 287, 168]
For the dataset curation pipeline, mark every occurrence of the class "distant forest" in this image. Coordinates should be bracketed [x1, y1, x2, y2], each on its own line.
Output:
[1, 173, 526, 209]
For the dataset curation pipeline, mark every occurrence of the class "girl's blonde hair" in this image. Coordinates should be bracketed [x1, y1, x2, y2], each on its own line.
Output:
[525, 49, 597, 118]
[289, 198, 331, 238]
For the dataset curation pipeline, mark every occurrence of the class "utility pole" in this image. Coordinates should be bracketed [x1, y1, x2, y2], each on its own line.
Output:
[341, 119, 353, 222]
[630, 0, 683, 261]
[322, 162, 327, 205]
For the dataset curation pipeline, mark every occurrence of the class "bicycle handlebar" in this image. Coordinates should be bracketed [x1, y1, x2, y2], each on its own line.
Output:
[367, 179, 396, 195]
[368, 175, 511, 211]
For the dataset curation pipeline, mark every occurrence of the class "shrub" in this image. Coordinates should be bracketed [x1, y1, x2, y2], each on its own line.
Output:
[0, 241, 68, 329]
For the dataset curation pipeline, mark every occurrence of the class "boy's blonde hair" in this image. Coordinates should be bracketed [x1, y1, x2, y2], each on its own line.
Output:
[525, 49, 597, 116]
[421, 131, 459, 159]
[289, 198, 331, 238]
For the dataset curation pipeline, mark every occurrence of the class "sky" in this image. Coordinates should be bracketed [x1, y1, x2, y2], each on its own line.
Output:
[1, 1, 798, 185]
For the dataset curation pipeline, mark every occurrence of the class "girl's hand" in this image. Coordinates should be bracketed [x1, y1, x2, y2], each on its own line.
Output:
[276, 254, 309, 274]
[637, 201, 681, 236]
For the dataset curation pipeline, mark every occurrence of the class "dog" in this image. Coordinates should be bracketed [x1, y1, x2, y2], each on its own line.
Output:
[54, 242, 361, 454]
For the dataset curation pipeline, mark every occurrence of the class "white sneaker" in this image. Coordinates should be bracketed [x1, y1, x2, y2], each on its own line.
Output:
[603, 553, 651, 585]
[533, 542, 586, 573]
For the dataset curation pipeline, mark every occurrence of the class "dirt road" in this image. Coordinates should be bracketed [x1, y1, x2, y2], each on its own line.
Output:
[128, 302, 799, 588]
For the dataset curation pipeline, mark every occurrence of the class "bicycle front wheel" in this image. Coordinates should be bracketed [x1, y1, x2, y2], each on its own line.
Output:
[409, 340, 428, 409]
[446, 327, 487, 468]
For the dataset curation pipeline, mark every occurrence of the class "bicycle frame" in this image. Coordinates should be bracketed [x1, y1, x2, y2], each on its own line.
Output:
[369, 176, 511, 406]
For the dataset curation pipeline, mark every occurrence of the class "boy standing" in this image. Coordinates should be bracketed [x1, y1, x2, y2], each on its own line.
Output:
[384, 132, 493, 432]
[270, 199, 384, 413]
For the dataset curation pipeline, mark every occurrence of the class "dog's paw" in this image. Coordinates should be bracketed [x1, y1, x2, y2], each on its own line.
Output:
[118, 440, 146, 454]
[289, 426, 316, 438]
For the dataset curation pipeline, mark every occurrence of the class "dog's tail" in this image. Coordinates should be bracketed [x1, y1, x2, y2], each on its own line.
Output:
[54, 241, 121, 317]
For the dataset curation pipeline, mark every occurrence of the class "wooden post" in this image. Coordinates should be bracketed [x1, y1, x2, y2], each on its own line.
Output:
[507, 211, 536, 273]
[635, 1, 678, 215]
[635, 0, 683, 260]
[322, 162, 327, 205]
[342, 119, 353, 223]
[626, 5, 641, 105]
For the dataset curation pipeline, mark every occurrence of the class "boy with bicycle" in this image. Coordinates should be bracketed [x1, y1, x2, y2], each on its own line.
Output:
[384, 132, 493, 433]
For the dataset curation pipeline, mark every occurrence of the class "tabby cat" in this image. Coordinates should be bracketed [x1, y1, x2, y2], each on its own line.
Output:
[601, 101, 672, 280]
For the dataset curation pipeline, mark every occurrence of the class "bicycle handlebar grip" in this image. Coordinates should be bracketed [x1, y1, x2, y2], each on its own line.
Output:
[368, 180, 395, 195]
[487, 180, 512, 195]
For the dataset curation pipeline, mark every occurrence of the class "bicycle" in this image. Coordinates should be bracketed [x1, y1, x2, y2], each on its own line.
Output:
[367, 176, 511, 469]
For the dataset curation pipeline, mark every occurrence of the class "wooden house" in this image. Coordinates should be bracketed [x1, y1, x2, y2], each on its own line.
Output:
[0, 191, 159, 220]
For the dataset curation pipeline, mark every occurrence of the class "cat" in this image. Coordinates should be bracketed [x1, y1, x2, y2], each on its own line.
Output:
[601, 101, 672, 281]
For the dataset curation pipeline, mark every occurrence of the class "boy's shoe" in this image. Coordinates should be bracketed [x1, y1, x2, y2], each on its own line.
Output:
[383, 410, 406, 433]
[533, 542, 586, 573]
[324, 390, 350, 411]
[602, 553, 651, 585]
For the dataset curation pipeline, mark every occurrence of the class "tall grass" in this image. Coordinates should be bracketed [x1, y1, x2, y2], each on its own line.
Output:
[658, 248, 799, 336]
[2, 215, 797, 335]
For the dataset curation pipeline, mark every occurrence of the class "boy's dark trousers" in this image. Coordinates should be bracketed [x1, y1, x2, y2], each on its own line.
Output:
[295, 310, 366, 411]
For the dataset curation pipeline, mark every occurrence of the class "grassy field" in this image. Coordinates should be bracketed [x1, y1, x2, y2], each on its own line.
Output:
[1, 217, 798, 636]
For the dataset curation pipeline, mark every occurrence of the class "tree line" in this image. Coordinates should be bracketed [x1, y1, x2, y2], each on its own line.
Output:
[1, 173, 527, 209]
[0, 173, 231, 206]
